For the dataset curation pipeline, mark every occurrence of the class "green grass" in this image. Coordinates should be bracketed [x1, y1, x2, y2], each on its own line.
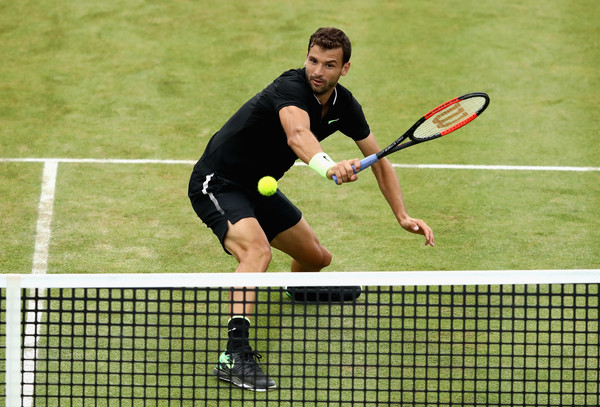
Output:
[1, 0, 599, 405]
[2, 0, 598, 274]
[0, 162, 44, 273]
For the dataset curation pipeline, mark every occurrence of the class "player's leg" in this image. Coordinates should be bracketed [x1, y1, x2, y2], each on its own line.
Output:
[255, 188, 334, 275]
[212, 217, 276, 390]
[189, 174, 275, 390]
[269, 216, 332, 272]
[271, 216, 362, 302]
[252, 189, 331, 272]
[223, 218, 272, 316]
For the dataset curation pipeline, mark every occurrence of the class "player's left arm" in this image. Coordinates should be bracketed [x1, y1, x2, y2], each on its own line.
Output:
[355, 133, 435, 246]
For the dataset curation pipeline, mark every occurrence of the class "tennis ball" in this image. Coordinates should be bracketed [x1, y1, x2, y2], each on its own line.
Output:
[257, 176, 278, 196]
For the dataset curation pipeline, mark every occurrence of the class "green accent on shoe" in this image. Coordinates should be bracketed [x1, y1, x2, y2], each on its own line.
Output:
[218, 351, 234, 370]
[212, 347, 276, 391]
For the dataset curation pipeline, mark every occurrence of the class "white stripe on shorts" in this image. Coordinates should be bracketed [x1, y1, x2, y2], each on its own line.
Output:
[202, 173, 225, 215]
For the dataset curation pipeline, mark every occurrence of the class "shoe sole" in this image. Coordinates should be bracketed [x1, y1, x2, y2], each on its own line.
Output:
[212, 367, 276, 391]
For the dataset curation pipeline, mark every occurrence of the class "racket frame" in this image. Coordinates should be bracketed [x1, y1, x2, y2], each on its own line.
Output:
[332, 92, 490, 184]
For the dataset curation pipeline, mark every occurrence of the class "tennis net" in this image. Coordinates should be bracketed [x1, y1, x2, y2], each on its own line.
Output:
[1, 270, 599, 406]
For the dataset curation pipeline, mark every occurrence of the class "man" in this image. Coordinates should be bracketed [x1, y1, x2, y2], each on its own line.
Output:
[188, 27, 434, 391]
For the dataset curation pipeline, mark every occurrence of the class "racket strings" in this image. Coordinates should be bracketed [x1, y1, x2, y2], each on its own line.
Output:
[413, 96, 487, 140]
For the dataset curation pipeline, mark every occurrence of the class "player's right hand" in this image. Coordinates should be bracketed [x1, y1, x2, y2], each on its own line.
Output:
[327, 159, 361, 184]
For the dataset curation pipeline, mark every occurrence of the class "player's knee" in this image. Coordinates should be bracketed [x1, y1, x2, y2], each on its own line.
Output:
[305, 245, 331, 271]
[250, 242, 273, 269]
[320, 247, 332, 269]
[235, 240, 272, 271]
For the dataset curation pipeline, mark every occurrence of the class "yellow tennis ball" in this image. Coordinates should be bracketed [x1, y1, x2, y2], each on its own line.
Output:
[257, 176, 278, 196]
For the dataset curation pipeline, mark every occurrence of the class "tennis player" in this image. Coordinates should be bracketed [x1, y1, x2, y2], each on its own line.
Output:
[188, 27, 434, 391]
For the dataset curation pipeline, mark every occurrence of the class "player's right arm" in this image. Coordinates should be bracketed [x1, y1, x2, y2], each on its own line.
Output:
[278, 105, 359, 183]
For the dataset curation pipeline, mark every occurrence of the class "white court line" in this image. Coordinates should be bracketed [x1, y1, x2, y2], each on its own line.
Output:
[0, 157, 195, 165]
[32, 159, 58, 275]
[22, 160, 58, 406]
[388, 163, 600, 172]
[1, 157, 599, 171]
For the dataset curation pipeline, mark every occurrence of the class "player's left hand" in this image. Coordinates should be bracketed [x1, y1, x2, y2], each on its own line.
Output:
[400, 217, 434, 246]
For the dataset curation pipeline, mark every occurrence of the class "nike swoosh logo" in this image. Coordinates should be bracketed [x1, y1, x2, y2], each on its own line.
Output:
[328, 118, 340, 125]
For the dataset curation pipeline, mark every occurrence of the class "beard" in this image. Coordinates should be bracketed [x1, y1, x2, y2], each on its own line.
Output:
[307, 73, 336, 96]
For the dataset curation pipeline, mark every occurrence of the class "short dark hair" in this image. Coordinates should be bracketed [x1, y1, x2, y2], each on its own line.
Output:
[308, 27, 352, 64]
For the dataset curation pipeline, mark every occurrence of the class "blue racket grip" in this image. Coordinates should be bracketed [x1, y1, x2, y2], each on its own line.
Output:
[332, 154, 379, 184]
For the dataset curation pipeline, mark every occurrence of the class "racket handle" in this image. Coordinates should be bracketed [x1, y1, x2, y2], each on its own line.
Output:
[332, 154, 379, 184]
[357, 153, 380, 171]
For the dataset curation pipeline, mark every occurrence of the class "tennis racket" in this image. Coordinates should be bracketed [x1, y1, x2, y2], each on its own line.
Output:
[332, 92, 490, 184]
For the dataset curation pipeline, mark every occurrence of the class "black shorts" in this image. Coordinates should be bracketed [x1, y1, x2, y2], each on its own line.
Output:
[188, 169, 302, 254]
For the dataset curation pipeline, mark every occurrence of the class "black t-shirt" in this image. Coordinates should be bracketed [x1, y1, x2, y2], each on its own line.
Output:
[195, 68, 370, 189]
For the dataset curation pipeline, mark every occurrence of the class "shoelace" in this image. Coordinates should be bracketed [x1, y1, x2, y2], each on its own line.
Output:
[232, 346, 265, 374]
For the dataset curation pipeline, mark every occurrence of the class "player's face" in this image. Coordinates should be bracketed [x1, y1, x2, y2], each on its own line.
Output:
[304, 45, 350, 97]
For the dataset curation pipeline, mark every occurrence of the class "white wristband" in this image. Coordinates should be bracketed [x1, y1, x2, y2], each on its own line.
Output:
[308, 152, 336, 178]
